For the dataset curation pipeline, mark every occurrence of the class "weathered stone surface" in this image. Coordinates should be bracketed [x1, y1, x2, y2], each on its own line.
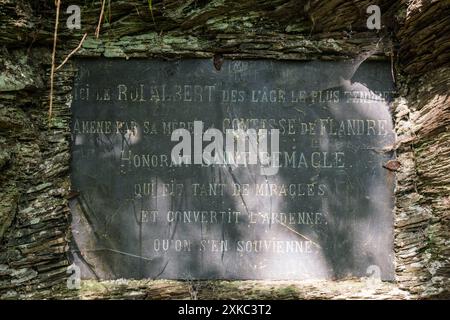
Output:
[0, 2, 73, 296]
[397, 0, 450, 78]
[0, 187, 18, 242]
[392, 0, 450, 298]
[0, 148, 10, 169]
[70, 58, 396, 281]
[0, 50, 43, 92]
[0, 0, 37, 46]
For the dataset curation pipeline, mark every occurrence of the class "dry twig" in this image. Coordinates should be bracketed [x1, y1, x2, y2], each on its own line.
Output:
[49, 0, 61, 121]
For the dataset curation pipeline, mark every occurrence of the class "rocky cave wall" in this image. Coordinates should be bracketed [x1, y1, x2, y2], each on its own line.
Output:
[0, 0, 448, 299]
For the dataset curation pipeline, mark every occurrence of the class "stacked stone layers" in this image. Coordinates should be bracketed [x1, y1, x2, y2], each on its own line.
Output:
[393, 0, 449, 298]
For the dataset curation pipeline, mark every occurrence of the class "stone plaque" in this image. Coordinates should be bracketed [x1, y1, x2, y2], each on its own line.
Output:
[70, 58, 396, 280]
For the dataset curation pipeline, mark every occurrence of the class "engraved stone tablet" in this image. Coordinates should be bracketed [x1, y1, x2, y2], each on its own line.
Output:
[70, 59, 396, 280]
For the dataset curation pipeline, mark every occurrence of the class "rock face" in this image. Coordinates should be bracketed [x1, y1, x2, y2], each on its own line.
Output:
[0, 43, 72, 296]
[0, 0, 448, 299]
